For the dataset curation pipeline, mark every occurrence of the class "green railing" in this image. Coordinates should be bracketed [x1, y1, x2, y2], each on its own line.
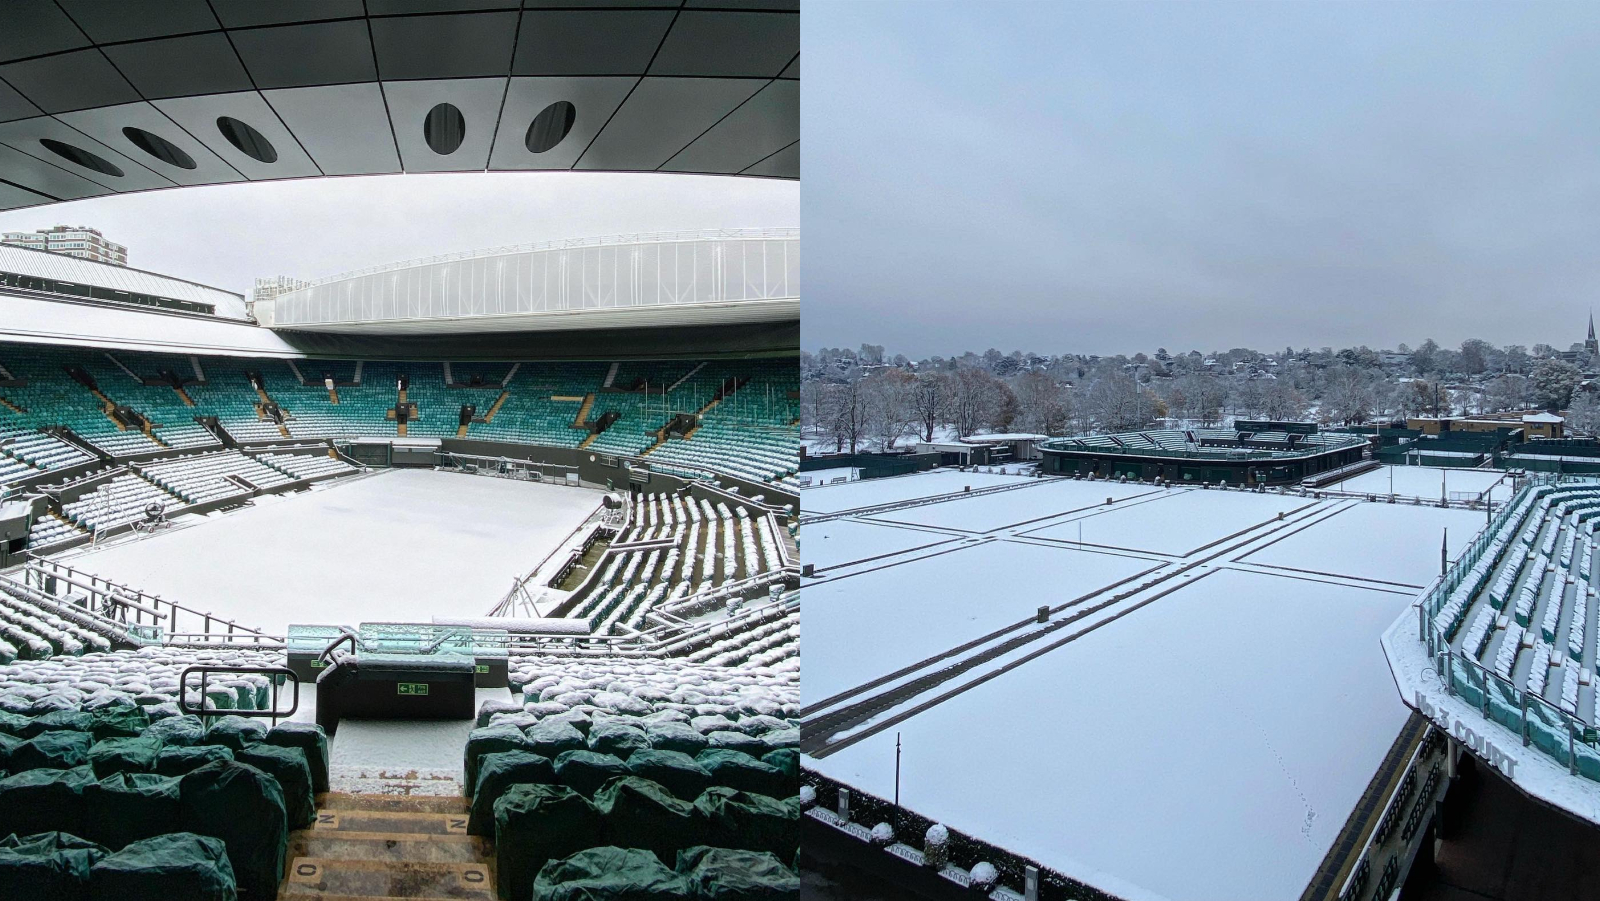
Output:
[1419, 474, 1600, 780]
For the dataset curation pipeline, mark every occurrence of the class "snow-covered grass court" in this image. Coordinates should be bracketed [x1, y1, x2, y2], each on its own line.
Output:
[1334, 463, 1512, 504]
[800, 467, 1484, 901]
[58, 468, 602, 635]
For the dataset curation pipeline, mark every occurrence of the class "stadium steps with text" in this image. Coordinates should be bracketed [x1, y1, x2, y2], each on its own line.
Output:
[281, 793, 493, 900]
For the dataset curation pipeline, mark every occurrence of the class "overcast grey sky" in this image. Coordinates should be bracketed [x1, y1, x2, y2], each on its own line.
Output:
[802, 1, 1600, 358]
[0, 172, 796, 299]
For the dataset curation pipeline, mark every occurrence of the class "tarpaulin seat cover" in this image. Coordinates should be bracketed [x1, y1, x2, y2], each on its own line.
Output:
[586, 721, 649, 760]
[88, 737, 164, 778]
[0, 831, 106, 901]
[234, 744, 315, 830]
[552, 750, 629, 797]
[676, 846, 799, 901]
[83, 772, 181, 851]
[177, 760, 286, 900]
[693, 787, 798, 860]
[19, 709, 93, 738]
[695, 750, 790, 799]
[623, 750, 712, 802]
[532, 846, 689, 901]
[468, 750, 555, 837]
[89, 832, 237, 901]
[143, 716, 206, 747]
[0, 766, 96, 838]
[87, 704, 149, 741]
[199, 717, 266, 751]
[523, 720, 586, 759]
[592, 776, 708, 865]
[153, 745, 233, 778]
[494, 783, 604, 901]
[463, 724, 533, 792]
[644, 722, 709, 756]
[262, 722, 329, 794]
[12, 730, 93, 771]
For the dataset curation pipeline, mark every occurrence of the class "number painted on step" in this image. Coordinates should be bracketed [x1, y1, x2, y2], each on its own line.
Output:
[447, 817, 467, 833]
[397, 682, 429, 695]
[316, 813, 338, 828]
[462, 868, 486, 883]
[292, 862, 320, 881]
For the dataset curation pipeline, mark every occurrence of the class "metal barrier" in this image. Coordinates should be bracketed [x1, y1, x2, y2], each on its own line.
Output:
[178, 665, 300, 726]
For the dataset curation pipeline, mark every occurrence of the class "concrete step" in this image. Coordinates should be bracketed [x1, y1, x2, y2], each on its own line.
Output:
[288, 832, 490, 865]
[313, 809, 470, 836]
[282, 858, 493, 900]
[319, 793, 470, 815]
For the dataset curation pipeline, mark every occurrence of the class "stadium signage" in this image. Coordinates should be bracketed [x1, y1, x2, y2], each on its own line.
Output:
[1415, 691, 1517, 778]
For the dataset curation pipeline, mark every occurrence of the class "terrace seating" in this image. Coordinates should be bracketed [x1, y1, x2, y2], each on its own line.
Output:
[140, 450, 292, 504]
[0, 342, 798, 492]
[62, 473, 183, 533]
[253, 451, 357, 480]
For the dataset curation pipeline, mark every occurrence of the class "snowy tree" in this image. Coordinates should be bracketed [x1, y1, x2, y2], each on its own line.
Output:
[1532, 358, 1582, 411]
[909, 371, 949, 442]
[1012, 371, 1071, 435]
[862, 368, 916, 451]
[1566, 390, 1600, 437]
[948, 367, 1010, 437]
[821, 380, 869, 454]
[1486, 374, 1533, 412]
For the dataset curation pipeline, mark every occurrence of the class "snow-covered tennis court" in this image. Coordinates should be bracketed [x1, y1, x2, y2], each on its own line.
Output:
[804, 540, 1155, 704]
[1334, 464, 1512, 503]
[802, 467, 1493, 901]
[1021, 487, 1315, 555]
[807, 567, 1413, 901]
[58, 468, 602, 635]
[800, 469, 1034, 515]
[864, 478, 1158, 534]
[1241, 500, 1486, 587]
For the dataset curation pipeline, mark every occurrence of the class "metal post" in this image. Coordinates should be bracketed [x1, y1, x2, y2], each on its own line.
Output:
[894, 732, 902, 836]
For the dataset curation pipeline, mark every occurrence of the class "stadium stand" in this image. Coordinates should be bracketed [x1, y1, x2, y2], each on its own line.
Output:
[0, 344, 797, 491]
[1425, 482, 1600, 779]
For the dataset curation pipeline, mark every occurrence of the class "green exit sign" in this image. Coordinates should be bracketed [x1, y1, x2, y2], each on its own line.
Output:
[397, 682, 430, 696]
[475, 664, 489, 674]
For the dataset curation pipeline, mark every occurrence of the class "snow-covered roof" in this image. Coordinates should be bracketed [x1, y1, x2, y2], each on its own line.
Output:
[0, 244, 247, 319]
[1523, 412, 1565, 424]
[0, 292, 297, 357]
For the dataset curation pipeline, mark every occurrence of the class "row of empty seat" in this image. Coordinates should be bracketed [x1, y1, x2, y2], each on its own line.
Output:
[0, 343, 797, 487]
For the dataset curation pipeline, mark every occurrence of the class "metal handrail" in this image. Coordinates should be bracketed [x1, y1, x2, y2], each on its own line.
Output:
[178, 665, 299, 725]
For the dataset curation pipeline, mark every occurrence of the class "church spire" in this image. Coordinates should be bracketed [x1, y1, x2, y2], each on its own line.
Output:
[1589, 309, 1595, 342]
[1588, 310, 1597, 355]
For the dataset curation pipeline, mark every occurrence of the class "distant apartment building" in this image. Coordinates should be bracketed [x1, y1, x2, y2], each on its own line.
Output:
[248, 275, 308, 326]
[0, 225, 127, 266]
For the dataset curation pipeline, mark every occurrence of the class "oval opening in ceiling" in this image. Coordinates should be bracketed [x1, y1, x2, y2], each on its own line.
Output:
[525, 101, 576, 154]
[216, 116, 278, 164]
[424, 103, 466, 155]
[122, 127, 196, 170]
[38, 139, 123, 177]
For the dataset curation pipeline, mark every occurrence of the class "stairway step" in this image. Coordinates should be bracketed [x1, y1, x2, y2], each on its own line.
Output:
[289, 832, 490, 864]
[318, 791, 469, 814]
[282, 858, 493, 900]
[314, 809, 470, 836]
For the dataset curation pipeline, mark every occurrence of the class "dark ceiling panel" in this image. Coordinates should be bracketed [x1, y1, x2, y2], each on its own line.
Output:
[514, 10, 674, 76]
[209, 0, 366, 28]
[370, 12, 519, 80]
[0, 49, 139, 114]
[0, 4, 90, 64]
[0, 80, 41, 124]
[651, 11, 798, 78]
[103, 33, 253, 100]
[229, 20, 377, 89]
[56, 0, 219, 43]
[368, 0, 519, 12]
